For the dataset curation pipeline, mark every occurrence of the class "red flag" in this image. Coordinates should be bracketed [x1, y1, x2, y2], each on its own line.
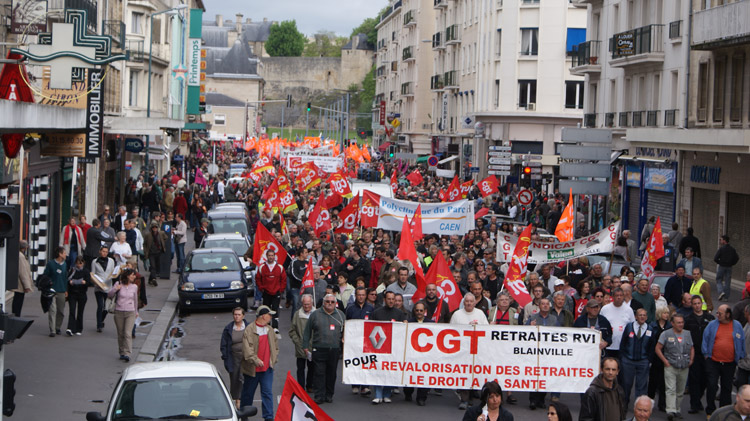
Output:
[327, 172, 352, 198]
[502, 224, 534, 308]
[555, 189, 575, 243]
[280, 190, 298, 213]
[390, 171, 398, 193]
[460, 180, 473, 199]
[397, 215, 425, 287]
[445, 176, 461, 202]
[252, 222, 288, 265]
[308, 200, 332, 237]
[477, 175, 499, 197]
[410, 204, 423, 240]
[275, 371, 334, 421]
[324, 192, 343, 209]
[475, 207, 489, 220]
[438, 189, 447, 202]
[336, 194, 360, 234]
[252, 154, 273, 174]
[412, 251, 462, 312]
[574, 298, 588, 319]
[301, 257, 315, 289]
[277, 168, 291, 191]
[640, 217, 665, 278]
[406, 170, 423, 186]
[360, 190, 380, 227]
[297, 162, 322, 191]
[432, 296, 444, 322]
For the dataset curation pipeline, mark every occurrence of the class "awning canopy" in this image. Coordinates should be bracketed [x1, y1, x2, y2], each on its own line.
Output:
[378, 141, 392, 152]
[416, 155, 430, 163]
[438, 155, 459, 164]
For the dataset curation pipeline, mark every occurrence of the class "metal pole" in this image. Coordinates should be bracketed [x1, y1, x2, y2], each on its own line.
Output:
[243, 100, 248, 159]
[146, 13, 155, 173]
[0, 192, 6, 421]
[345, 92, 350, 147]
[305, 108, 309, 138]
[280, 105, 285, 140]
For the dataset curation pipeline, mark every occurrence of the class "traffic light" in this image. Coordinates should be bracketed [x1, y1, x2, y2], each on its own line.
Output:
[358, 129, 366, 139]
[523, 166, 532, 175]
[306, 102, 311, 112]
[0, 313, 33, 345]
[0, 205, 20, 290]
[388, 145, 395, 159]
[3, 369, 14, 417]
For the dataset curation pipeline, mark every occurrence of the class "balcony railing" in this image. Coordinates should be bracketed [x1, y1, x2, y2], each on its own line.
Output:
[402, 46, 414, 61]
[583, 113, 597, 128]
[669, 20, 682, 39]
[432, 32, 443, 49]
[403, 10, 416, 26]
[103, 20, 125, 47]
[610, 24, 664, 59]
[126, 39, 144, 62]
[692, 0, 750, 49]
[664, 109, 678, 126]
[605, 112, 615, 128]
[376, 65, 386, 77]
[619, 112, 629, 127]
[401, 82, 414, 96]
[434, 0, 447, 8]
[647, 110, 659, 127]
[444, 70, 457, 88]
[632, 111, 645, 127]
[446, 24, 460, 44]
[521, 0, 540, 4]
[393, 0, 402, 9]
[431, 74, 444, 90]
[571, 40, 601, 67]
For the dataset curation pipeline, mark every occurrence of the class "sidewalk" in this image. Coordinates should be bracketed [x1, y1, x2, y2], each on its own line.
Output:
[4, 260, 181, 420]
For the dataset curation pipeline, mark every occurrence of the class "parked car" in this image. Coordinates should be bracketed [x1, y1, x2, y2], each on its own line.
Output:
[85, 361, 256, 421]
[642, 271, 678, 294]
[178, 248, 247, 316]
[207, 209, 251, 239]
[215, 201, 250, 215]
[200, 233, 254, 295]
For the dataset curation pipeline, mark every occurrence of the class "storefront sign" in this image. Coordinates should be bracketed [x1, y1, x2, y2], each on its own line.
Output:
[40, 133, 86, 157]
[85, 69, 104, 160]
[496, 222, 620, 264]
[634, 147, 672, 159]
[188, 38, 201, 86]
[614, 32, 634, 56]
[11, 0, 48, 35]
[644, 166, 675, 192]
[124, 137, 144, 153]
[342, 321, 600, 392]
[39, 70, 87, 108]
[379, 101, 386, 126]
[690, 165, 721, 185]
[626, 164, 641, 187]
[376, 196, 475, 235]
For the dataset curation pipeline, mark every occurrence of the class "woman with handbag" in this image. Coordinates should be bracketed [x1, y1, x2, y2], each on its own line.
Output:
[220, 307, 249, 408]
[66, 256, 90, 336]
[107, 269, 139, 362]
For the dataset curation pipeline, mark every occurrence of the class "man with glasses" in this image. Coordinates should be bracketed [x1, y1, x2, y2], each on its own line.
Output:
[404, 301, 431, 406]
[302, 293, 346, 405]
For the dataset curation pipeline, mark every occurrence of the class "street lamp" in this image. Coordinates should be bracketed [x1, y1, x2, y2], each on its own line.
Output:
[145, 3, 188, 176]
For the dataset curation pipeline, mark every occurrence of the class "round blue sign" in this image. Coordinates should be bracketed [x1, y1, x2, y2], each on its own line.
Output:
[124, 138, 144, 153]
[427, 155, 439, 166]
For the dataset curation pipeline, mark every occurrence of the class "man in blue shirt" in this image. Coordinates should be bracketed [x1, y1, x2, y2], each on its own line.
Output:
[43, 246, 68, 337]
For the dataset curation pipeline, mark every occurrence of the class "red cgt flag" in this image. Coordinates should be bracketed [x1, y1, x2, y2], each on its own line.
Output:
[397, 215, 425, 287]
[360, 190, 380, 227]
[335, 194, 360, 234]
[460, 180, 473, 199]
[502, 224, 534, 308]
[308, 200, 332, 237]
[445, 176, 461, 202]
[555, 189, 575, 243]
[406, 170, 424, 186]
[327, 172, 352, 199]
[301, 257, 315, 289]
[253, 222, 288, 265]
[477, 175, 499, 197]
[640, 217, 665, 278]
[412, 251, 462, 312]
[390, 171, 399, 193]
[275, 371, 334, 421]
[410, 204, 423, 240]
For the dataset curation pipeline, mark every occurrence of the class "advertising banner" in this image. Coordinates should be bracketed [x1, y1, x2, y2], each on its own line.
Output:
[496, 221, 620, 264]
[287, 155, 343, 174]
[376, 196, 475, 235]
[342, 320, 600, 392]
[644, 166, 675, 193]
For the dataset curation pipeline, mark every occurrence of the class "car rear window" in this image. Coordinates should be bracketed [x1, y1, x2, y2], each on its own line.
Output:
[186, 254, 240, 272]
[204, 239, 249, 257]
[112, 377, 232, 420]
[210, 219, 248, 236]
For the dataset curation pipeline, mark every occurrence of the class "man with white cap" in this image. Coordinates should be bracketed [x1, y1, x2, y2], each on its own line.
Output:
[240, 305, 279, 421]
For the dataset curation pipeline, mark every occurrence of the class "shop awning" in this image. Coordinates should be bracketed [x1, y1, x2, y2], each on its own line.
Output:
[184, 122, 207, 130]
[378, 141, 392, 152]
[438, 155, 459, 164]
[416, 155, 430, 163]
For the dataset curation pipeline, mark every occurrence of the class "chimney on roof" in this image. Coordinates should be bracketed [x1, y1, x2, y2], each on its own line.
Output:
[352, 35, 359, 50]
[246, 18, 252, 23]
[216, 14, 223, 27]
[235, 14, 243, 33]
[263, 17, 268, 22]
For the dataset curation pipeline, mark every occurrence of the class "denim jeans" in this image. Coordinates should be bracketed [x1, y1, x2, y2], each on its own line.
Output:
[716, 265, 733, 299]
[241, 368, 274, 420]
[95, 291, 108, 329]
[620, 357, 649, 407]
[375, 386, 392, 400]
[176, 242, 185, 271]
[66, 250, 78, 270]
[289, 288, 301, 320]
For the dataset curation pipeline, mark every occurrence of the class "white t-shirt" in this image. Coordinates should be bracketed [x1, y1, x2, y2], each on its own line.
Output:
[110, 241, 132, 265]
[217, 181, 225, 196]
[450, 308, 489, 325]
[600, 302, 635, 350]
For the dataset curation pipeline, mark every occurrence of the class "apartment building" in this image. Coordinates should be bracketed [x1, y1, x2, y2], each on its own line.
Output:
[676, 0, 750, 277]
[573, 0, 690, 241]
[375, 0, 436, 154]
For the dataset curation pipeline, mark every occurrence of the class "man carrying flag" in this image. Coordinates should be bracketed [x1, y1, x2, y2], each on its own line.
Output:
[413, 251, 462, 315]
[641, 217, 665, 278]
[502, 224, 534, 308]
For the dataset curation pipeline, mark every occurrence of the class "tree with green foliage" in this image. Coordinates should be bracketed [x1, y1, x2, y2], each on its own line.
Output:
[303, 31, 348, 57]
[265, 20, 306, 57]
[350, 17, 378, 48]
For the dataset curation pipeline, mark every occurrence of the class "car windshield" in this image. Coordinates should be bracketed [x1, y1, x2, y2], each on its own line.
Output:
[185, 254, 240, 272]
[204, 239, 248, 257]
[111, 377, 232, 420]
[210, 219, 248, 236]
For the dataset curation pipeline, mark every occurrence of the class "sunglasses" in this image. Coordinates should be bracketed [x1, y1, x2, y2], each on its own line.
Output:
[324, 300, 336, 303]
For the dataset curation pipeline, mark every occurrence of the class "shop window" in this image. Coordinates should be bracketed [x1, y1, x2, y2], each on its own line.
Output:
[713, 57, 726, 123]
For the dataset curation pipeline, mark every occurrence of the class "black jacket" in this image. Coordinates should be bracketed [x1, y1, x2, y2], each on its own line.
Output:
[685, 311, 715, 357]
[220, 319, 248, 373]
[84, 227, 113, 258]
[288, 259, 308, 289]
[462, 404, 513, 421]
[664, 274, 692, 308]
[67, 266, 90, 295]
[573, 314, 613, 347]
[678, 234, 702, 258]
[579, 374, 626, 421]
[343, 256, 371, 285]
[714, 244, 740, 267]
[371, 305, 406, 322]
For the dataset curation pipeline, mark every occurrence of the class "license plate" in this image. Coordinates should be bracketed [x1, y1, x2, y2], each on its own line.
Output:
[202, 293, 225, 299]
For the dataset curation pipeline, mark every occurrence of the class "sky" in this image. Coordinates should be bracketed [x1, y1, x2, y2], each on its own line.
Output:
[201, 0, 383, 36]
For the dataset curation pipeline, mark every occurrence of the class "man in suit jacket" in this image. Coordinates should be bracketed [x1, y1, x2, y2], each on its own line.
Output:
[84, 219, 113, 267]
[113, 206, 129, 232]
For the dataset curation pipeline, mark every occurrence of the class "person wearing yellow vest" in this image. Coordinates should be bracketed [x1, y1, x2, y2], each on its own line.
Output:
[690, 267, 713, 312]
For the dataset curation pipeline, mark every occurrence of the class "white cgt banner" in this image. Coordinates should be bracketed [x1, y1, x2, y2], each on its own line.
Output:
[495, 221, 621, 264]
[342, 320, 600, 392]
[286, 155, 344, 174]
[376, 196, 475, 235]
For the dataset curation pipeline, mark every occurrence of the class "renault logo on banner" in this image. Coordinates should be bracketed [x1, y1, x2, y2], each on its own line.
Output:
[363, 322, 392, 354]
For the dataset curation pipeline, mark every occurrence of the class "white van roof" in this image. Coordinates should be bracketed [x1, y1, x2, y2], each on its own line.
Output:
[351, 181, 393, 199]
